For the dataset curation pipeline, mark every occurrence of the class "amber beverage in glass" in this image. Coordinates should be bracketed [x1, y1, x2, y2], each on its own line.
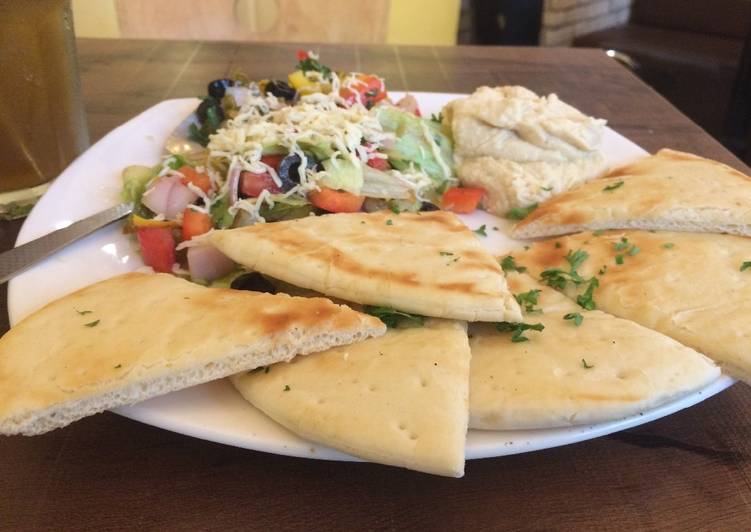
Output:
[0, 0, 89, 218]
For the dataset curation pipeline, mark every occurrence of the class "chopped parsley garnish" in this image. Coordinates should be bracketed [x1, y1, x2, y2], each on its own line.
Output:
[283, 385, 291, 391]
[500, 255, 527, 273]
[386, 219, 393, 226]
[539, 247, 599, 308]
[563, 312, 583, 326]
[603, 180, 624, 192]
[662, 243, 675, 249]
[430, 112, 443, 123]
[75, 309, 93, 315]
[741, 261, 751, 272]
[514, 289, 542, 314]
[389, 203, 401, 214]
[114, 364, 122, 369]
[540, 268, 568, 290]
[593, 229, 605, 236]
[614, 237, 630, 251]
[364, 306, 425, 328]
[84, 320, 100, 328]
[505, 203, 538, 220]
[598, 265, 608, 275]
[474, 224, 487, 237]
[613, 237, 638, 262]
[576, 277, 599, 310]
[565, 249, 589, 282]
[581, 358, 594, 369]
[439, 251, 454, 256]
[496, 321, 545, 343]
[555, 242, 562, 248]
[542, 186, 553, 192]
[297, 56, 332, 80]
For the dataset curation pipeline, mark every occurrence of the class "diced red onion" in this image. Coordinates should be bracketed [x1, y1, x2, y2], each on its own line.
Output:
[142, 176, 178, 217]
[164, 182, 199, 219]
[227, 164, 242, 205]
[142, 175, 199, 219]
[396, 94, 421, 116]
[187, 244, 235, 282]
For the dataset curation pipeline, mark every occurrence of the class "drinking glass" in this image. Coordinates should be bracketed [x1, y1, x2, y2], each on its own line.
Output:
[0, 0, 89, 218]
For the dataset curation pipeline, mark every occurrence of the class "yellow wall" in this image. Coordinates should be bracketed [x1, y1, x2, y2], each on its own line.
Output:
[71, 0, 459, 45]
[387, 0, 460, 46]
[71, 0, 120, 38]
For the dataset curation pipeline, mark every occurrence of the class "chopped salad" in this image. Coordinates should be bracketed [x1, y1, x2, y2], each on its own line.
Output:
[121, 51, 486, 282]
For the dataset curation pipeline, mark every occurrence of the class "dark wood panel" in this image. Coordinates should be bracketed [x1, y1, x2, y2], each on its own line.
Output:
[2, 39, 750, 531]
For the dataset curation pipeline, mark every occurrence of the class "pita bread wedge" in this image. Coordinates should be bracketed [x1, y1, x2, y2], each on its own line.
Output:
[512, 230, 751, 381]
[209, 210, 521, 322]
[0, 272, 385, 435]
[231, 319, 470, 477]
[512, 149, 751, 239]
[469, 272, 719, 430]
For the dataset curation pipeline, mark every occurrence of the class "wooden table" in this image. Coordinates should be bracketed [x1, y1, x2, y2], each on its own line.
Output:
[2, 40, 750, 530]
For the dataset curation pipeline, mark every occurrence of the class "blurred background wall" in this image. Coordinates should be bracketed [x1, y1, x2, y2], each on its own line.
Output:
[71, 0, 461, 45]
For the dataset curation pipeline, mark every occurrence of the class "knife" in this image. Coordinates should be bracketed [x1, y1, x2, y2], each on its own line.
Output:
[0, 203, 133, 284]
[0, 106, 200, 285]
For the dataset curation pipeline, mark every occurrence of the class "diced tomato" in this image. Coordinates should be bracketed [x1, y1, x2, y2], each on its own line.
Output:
[339, 87, 359, 106]
[136, 227, 176, 273]
[366, 156, 391, 171]
[240, 171, 282, 197]
[182, 209, 212, 241]
[178, 166, 211, 194]
[260, 154, 285, 170]
[308, 188, 365, 213]
[339, 73, 387, 108]
[441, 187, 485, 214]
[296, 50, 309, 62]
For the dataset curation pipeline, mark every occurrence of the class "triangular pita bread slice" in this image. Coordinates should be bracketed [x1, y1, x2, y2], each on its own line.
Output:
[512, 149, 751, 239]
[0, 272, 385, 435]
[512, 230, 751, 381]
[231, 319, 470, 477]
[469, 272, 719, 430]
[209, 210, 521, 322]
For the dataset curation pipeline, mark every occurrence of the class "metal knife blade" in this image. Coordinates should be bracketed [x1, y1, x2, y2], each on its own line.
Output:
[0, 203, 133, 284]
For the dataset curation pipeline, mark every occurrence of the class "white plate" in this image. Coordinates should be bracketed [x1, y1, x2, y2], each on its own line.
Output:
[8, 93, 735, 461]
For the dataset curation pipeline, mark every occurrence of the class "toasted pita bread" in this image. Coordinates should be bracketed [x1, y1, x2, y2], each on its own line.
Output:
[209, 211, 521, 322]
[231, 319, 470, 477]
[512, 230, 751, 381]
[469, 272, 719, 430]
[0, 272, 385, 435]
[512, 149, 751, 239]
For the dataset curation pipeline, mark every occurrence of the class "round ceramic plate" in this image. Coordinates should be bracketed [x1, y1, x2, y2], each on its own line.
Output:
[8, 93, 735, 461]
